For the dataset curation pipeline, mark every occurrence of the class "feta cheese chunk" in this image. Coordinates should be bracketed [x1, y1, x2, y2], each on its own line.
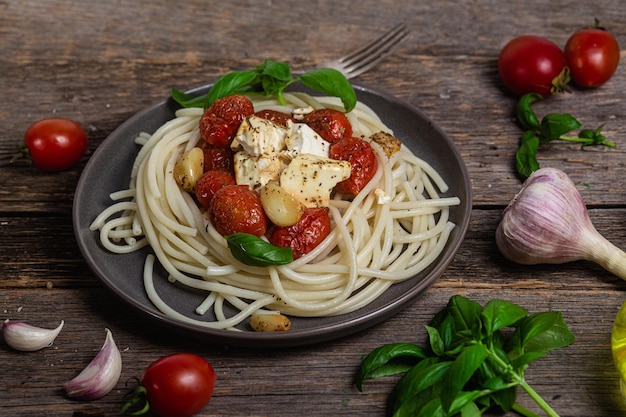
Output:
[233, 151, 284, 189]
[280, 154, 351, 208]
[283, 121, 330, 159]
[231, 116, 287, 156]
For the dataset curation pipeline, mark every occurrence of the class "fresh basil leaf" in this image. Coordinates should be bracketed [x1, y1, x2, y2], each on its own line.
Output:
[509, 351, 547, 369]
[447, 295, 483, 336]
[515, 131, 540, 179]
[298, 68, 357, 112]
[258, 59, 292, 81]
[489, 385, 517, 412]
[441, 344, 488, 413]
[225, 233, 293, 266]
[516, 93, 542, 130]
[171, 88, 207, 108]
[356, 343, 427, 390]
[425, 325, 445, 357]
[481, 299, 527, 336]
[516, 311, 575, 353]
[388, 359, 451, 416]
[205, 70, 260, 107]
[540, 113, 582, 142]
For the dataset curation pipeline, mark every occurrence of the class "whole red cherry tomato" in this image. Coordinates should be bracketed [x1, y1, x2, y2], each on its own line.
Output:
[303, 108, 353, 143]
[200, 142, 235, 173]
[565, 25, 620, 87]
[199, 95, 254, 147]
[18, 118, 88, 171]
[329, 137, 378, 195]
[209, 184, 268, 236]
[268, 207, 331, 259]
[498, 35, 569, 97]
[124, 353, 216, 417]
[195, 169, 236, 208]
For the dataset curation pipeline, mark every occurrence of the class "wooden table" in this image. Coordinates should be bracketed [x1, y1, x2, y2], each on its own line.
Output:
[2, 1, 625, 416]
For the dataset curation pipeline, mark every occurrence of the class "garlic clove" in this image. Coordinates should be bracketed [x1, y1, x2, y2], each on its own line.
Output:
[2, 319, 64, 351]
[64, 328, 122, 401]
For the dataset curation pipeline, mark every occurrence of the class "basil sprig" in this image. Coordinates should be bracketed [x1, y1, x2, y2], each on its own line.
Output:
[225, 233, 293, 267]
[515, 93, 615, 179]
[171, 59, 357, 112]
[356, 295, 575, 417]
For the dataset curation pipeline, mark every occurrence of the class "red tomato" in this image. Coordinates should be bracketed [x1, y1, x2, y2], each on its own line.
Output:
[329, 137, 378, 195]
[21, 118, 88, 171]
[141, 353, 216, 417]
[199, 95, 254, 147]
[303, 108, 353, 143]
[565, 26, 620, 87]
[209, 184, 268, 236]
[200, 142, 235, 173]
[254, 109, 295, 127]
[268, 207, 331, 259]
[195, 170, 236, 208]
[498, 36, 569, 96]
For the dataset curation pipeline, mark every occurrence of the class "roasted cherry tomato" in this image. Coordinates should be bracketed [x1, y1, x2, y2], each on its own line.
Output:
[200, 142, 235, 173]
[498, 35, 569, 96]
[195, 169, 237, 208]
[565, 25, 620, 87]
[209, 184, 268, 236]
[330, 137, 378, 195]
[136, 353, 216, 417]
[303, 108, 353, 143]
[199, 95, 254, 147]
[19, 118, 88, 171]
[268, 207, 331, 259]
[254, 109, 295, 127]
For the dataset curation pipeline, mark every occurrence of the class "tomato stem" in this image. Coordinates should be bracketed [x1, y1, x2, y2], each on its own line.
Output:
[121, 386, 150, 416]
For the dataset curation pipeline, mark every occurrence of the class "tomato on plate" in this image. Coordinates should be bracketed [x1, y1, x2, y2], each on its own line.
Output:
[498, 35, 569, 97]
[268, 207, 331, 259]
[303, 108, 353, 143]
[199, 94, 254, 148]
[565, 24, 620, 87]
[130, 353, 217, 417]
[19, 118, 88, 171]
[209, 184, 268, 236]
[329, 136, 378, 195]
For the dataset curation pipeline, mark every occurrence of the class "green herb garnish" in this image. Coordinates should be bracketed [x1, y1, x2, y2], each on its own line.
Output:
[356, 295, 575, 417]
[171, 59, 357, 112]
[515, 92, 615, 179]
[225, 233, 293, 267]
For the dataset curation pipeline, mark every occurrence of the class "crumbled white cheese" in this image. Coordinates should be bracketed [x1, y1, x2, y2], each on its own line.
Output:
[375, 188, 392, 204]
[231, 116, 287, 156]
[280, 154, 351, 208]
[283, 121, 330, 160]
[233, 152, 284, 189]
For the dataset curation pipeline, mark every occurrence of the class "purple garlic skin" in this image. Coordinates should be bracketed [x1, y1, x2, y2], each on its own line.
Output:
[496, 167, 602, 265]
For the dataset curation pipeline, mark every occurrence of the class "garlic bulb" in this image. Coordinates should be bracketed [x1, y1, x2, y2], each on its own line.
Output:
[2, 320, 64, 351]
[496, 167, 626, 279]
[64, 328, 122, 400]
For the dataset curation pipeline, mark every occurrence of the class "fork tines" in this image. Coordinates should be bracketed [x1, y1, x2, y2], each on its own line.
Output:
[339, 24, 409, 76]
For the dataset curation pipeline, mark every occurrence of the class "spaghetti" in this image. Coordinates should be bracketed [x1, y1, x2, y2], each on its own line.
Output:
[90, 92, 461, 330]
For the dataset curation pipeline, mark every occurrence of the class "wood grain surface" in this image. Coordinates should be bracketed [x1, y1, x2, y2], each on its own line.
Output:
[1, 0, 626, 416]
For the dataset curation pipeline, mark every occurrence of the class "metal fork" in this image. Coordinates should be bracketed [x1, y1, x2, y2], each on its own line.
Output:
[316, 24, 409, 79]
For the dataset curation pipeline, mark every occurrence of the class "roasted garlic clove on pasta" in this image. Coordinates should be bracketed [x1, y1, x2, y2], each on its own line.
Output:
[371, 131, 402, 158]
[173, 147, 205, 193]
[260, 180, 305, 227]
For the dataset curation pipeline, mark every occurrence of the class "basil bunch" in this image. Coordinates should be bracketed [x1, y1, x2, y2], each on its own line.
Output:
[171, 59, 357, 112]
[356, 295, 575, 417]
[515, 93, 615, 179]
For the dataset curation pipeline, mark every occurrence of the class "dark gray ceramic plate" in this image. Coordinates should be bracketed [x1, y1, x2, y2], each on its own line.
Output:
[73, 84, 472, 348]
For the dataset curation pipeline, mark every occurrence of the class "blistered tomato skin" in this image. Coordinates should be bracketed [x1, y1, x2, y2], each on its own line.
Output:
[268, 207, 331, 259]
[565, 28, 620, 87]
[201, 142, 235, 173]
[303, 108, 353, 143]
[209, 184, 268, 236]
[195, 170, 237, 208]
[23, 118, 88, 171]
[498, 36, 569, 97]
[199, 95, 254, 147]
[254, 109, 295, 127]
[330, 137, 378, 195]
